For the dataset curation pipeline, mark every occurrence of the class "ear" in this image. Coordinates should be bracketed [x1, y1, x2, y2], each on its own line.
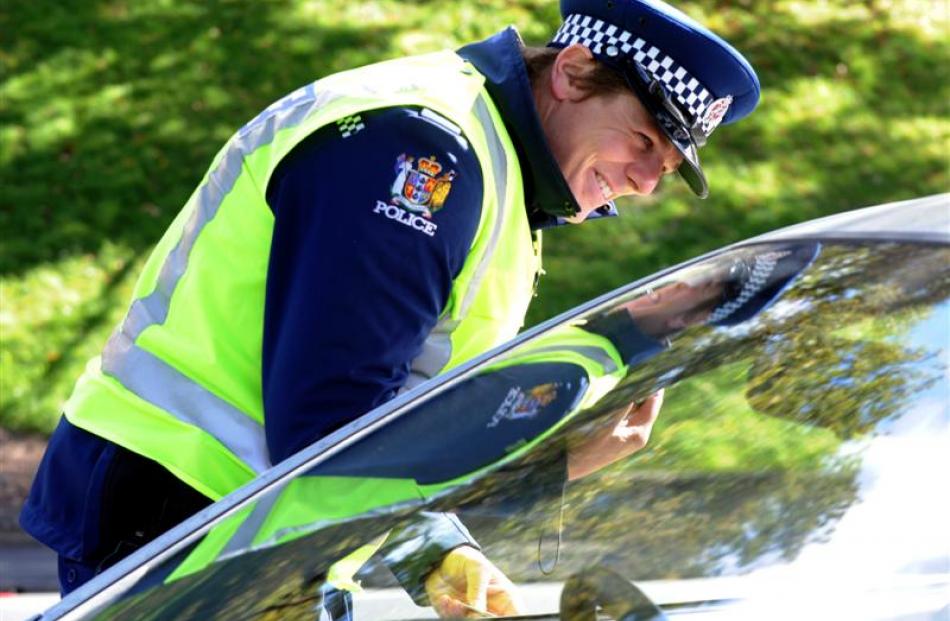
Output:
[550, 44, 597, 102]
[667, 307, 712, 331]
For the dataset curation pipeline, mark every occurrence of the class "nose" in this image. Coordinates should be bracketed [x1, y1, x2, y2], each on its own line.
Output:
[626, 158, 665, 196]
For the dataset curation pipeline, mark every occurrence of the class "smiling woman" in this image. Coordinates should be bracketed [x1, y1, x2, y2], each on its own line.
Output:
[531, 44, 685, 219]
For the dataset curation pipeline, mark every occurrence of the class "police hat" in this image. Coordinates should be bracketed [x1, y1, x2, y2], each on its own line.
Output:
[549, 0, 761, 198]
[707, 243, 821, 326]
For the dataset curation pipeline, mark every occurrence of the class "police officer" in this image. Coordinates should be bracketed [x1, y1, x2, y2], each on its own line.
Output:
[21, 0, 761, 614]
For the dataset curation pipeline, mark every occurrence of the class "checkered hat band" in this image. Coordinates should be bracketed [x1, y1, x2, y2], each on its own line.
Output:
[707, 251, 791, 324]
[552, 14, 714, 122]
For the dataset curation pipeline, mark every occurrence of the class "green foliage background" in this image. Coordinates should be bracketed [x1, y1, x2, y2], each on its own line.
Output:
[1, 0, 948, 434]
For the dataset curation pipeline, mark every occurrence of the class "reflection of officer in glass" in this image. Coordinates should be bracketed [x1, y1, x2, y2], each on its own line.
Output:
[567, 243, 821, 478]
[327, 244, 816, 616]
[297, 275, 726, 616]
[566, 276, 727, 479]
[344, 244, 820, 487]
[327, 276, 720, 478]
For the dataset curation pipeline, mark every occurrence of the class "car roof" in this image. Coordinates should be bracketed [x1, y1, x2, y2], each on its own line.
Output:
[743, 193, 950, 245]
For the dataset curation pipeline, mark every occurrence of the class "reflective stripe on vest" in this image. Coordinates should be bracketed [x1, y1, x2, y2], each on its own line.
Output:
[523, 344, 619, 375]
[96, 91, 326, 474]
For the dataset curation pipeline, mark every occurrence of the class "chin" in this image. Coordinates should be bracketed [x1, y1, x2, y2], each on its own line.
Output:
[565, 205, 595, 224]
[565, 180, 602, 222]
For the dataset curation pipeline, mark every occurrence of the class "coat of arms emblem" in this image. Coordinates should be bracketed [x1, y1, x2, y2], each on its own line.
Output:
[390, 153, 457, 217]
[487, 382, 562, 428]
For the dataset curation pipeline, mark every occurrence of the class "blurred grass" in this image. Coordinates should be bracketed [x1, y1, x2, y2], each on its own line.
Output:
[1, 0, 947, 434]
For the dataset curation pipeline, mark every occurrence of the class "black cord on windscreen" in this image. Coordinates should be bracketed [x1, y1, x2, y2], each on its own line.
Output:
[537, 478, 568, 575]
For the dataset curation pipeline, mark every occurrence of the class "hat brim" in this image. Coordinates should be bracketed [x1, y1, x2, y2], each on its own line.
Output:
[665, 121, 708, 199]
[619, 60, 709, 199]
[710, 242, 822, 326]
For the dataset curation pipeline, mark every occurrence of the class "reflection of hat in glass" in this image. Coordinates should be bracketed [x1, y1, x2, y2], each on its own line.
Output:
[708, 243, 822, 326]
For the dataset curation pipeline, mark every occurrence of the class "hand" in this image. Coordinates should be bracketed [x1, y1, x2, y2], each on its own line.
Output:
[566, 389, 665, 480]
[425, 545, 523, 618]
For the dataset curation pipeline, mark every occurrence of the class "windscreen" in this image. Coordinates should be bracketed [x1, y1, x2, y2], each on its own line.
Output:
[76, 241, 950, 620]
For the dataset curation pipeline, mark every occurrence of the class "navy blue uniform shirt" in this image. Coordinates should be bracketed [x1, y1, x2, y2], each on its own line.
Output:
[262, 105, 484, 462]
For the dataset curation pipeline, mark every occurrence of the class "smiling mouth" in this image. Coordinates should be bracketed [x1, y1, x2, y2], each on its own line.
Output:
[595, 172, 612, 201]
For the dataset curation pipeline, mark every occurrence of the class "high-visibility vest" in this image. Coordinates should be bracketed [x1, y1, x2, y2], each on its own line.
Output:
[166, 326, 625, 586]
[62, 50, 539, 501]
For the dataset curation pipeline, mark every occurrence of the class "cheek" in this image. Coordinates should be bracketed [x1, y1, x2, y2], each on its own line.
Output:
[549, 131, 589, 175]
[549, 122, 599, 172]
[597, 135, 640, 164]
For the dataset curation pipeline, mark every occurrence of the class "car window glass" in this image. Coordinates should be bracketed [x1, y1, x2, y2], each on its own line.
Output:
[80, 242, 950, 620]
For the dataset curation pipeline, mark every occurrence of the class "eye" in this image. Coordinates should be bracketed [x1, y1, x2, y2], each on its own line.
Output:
[637, 132, 654, 150]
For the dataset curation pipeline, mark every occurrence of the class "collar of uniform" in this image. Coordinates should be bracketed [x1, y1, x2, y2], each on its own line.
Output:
[458, 27, 604, 230]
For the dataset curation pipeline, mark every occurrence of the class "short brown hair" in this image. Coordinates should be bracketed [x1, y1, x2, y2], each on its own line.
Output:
[522, 46, 630, 98]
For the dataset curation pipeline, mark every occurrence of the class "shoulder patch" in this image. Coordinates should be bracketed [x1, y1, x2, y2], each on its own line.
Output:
[487, 381, 573, 428]
[336, 114, 365, 138]
[389, 153, 457, 217]
[371, 153, 457, 237]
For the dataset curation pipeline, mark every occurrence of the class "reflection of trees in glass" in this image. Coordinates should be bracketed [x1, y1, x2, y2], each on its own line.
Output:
[746, 333, 939, 438]
[450, 466, 858, 583]
[612, 244, 948, 440]
[561, 469, 858, 580]
[742, 244, 948, 438]
[638, 362, 842, 473]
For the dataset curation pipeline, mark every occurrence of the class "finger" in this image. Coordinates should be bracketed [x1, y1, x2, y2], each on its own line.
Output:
[487, 588, 523, 615]
[630, 390, 664, 424]
[425, 569, 450, 605]
[641, 389, 664, 408]
[464, 556, 490, 611]
[613, 403, 635, 422]
[646, 390, 665, 420]
[435, 593, 467, 618]
[486, 573, 524, 615]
